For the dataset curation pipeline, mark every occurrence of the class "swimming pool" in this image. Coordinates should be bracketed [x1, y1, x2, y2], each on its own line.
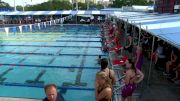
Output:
[0, 25, 107, 101]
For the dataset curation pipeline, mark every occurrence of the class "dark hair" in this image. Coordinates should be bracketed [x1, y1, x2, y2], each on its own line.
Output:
[128, 59, 136, 73]
[44, 84, 57, 92]
[100, 58, 108, 70]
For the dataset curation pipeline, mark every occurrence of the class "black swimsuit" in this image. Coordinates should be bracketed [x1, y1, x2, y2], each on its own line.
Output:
[98, 89, 109, 101]
[99, 98, 109, 101]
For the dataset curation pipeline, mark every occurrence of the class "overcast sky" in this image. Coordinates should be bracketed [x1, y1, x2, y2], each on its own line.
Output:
[2, 0, 49, 6]
[2, 0, 109, 6]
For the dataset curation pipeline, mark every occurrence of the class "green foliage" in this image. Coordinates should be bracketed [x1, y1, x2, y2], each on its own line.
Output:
[16, 6, 23, 11]
[25, 1, 72, 11]
[0, 0, 104, 11]
[0, 1, 11, 8]
[25, 1, 103, 11]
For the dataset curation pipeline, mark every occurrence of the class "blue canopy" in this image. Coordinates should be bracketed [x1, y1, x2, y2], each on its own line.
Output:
[0, 10, 115, 15]
[114, 12, 180, 49]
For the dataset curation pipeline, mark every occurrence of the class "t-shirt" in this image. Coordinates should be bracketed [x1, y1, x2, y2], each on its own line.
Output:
[43, 93, 65, 101]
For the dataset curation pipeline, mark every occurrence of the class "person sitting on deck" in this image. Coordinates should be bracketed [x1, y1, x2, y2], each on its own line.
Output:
[172, 63, 180, 83]
[164, 48, 179, 76]
[43, 84, 64, 101]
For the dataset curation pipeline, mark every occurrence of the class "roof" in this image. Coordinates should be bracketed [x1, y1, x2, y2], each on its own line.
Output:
[0, 10, 116, 15]
[113, 12, 180, 49]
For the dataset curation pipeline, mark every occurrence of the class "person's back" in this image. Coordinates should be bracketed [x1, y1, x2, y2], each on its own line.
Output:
[95, 72, 112, 101]
[100, 58, 116, 85]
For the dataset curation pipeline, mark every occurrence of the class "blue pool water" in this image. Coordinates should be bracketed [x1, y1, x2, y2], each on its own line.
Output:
[0, 25, 106, 101]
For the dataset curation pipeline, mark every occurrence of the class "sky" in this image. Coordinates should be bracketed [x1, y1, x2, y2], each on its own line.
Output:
[2, 0, 109, 6]
[2, 0, 49, 6]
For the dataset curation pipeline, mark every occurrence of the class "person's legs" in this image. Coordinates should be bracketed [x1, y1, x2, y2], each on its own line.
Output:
[121, 96, 126, 101]
[127, 96, 132, 101]
[166, 61, 171, 73]
[172, 70, 179, 81]
[154, 54, 158, 64]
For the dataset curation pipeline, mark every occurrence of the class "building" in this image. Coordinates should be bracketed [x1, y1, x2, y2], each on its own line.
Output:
[76, 0, 85, 3]
[97, 0, 111, 7]
[147, 0, 155, 2]
[49, 0, 86, 3]
[85, 0, 96, 4]
[155, 0, 180, 13]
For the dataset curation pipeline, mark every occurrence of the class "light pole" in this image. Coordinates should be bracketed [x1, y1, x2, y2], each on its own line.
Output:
[22, 0, 25, 11]
[14, 0, 17, 11]
[72, 0, 74, 10]
[76, 1, 78, 10]
[87, 0, 89, 10]
[103, 0, 106, 8]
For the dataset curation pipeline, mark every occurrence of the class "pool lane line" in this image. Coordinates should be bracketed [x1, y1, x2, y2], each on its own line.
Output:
[61, 36, 101, 38]
[0, 39, 100, 42]
[17, 48, 38, 63]
[1, 36, 60, 39]
[26, 70, 46, 85]
[62, 37, 91, 87]
[18, 48, 40, 63]
[55, 40, 100, 42]
[12, 33, 100, 37]
[16, 32, 65, 35]
[18, 56, 29, 63]
[0, 52, 107, 56]
[48, 57, 56, 64]
[0, 44, 101, 48]
[0, 68, 13, 82]
[1, 39, 55, 42]
[2, 35, 101, 38]
[0, 82, 95, 91]
[0, 63, 100, 69]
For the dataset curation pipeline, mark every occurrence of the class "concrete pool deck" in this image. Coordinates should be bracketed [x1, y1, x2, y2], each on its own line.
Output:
[0, 97, 40, 101]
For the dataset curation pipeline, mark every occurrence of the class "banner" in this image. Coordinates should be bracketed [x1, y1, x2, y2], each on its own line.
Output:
[19, 26, 22, 33]
[38, 23, 40, 30]
[5, 27, 9, 36]
[44, 22, 46, 28]
[29, 24, 32, 32]
[54, 20, 56, 24]
[50, 21, 52, 26]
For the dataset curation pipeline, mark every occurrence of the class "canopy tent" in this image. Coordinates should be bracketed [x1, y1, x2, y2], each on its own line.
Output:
[113, 12, 180, 86]
[0, 10, 115, 16]
[114, 12, 180, 49]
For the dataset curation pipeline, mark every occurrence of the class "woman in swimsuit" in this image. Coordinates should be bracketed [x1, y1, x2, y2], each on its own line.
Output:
[135, 46, 144, 70]
[100, 58, 116, 85]
[121, 59, 144, 101]
[95, 71, 112, 101]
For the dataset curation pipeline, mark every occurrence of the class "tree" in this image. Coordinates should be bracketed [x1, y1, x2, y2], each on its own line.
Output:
[0, 1, 11, 8]
[25, 1, 103, 11]
[26, 1, 72, 11]
[16, 5, 23, 11]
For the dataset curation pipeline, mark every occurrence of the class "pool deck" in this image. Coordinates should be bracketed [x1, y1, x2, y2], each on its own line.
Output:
[0, 97, 40, 101]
